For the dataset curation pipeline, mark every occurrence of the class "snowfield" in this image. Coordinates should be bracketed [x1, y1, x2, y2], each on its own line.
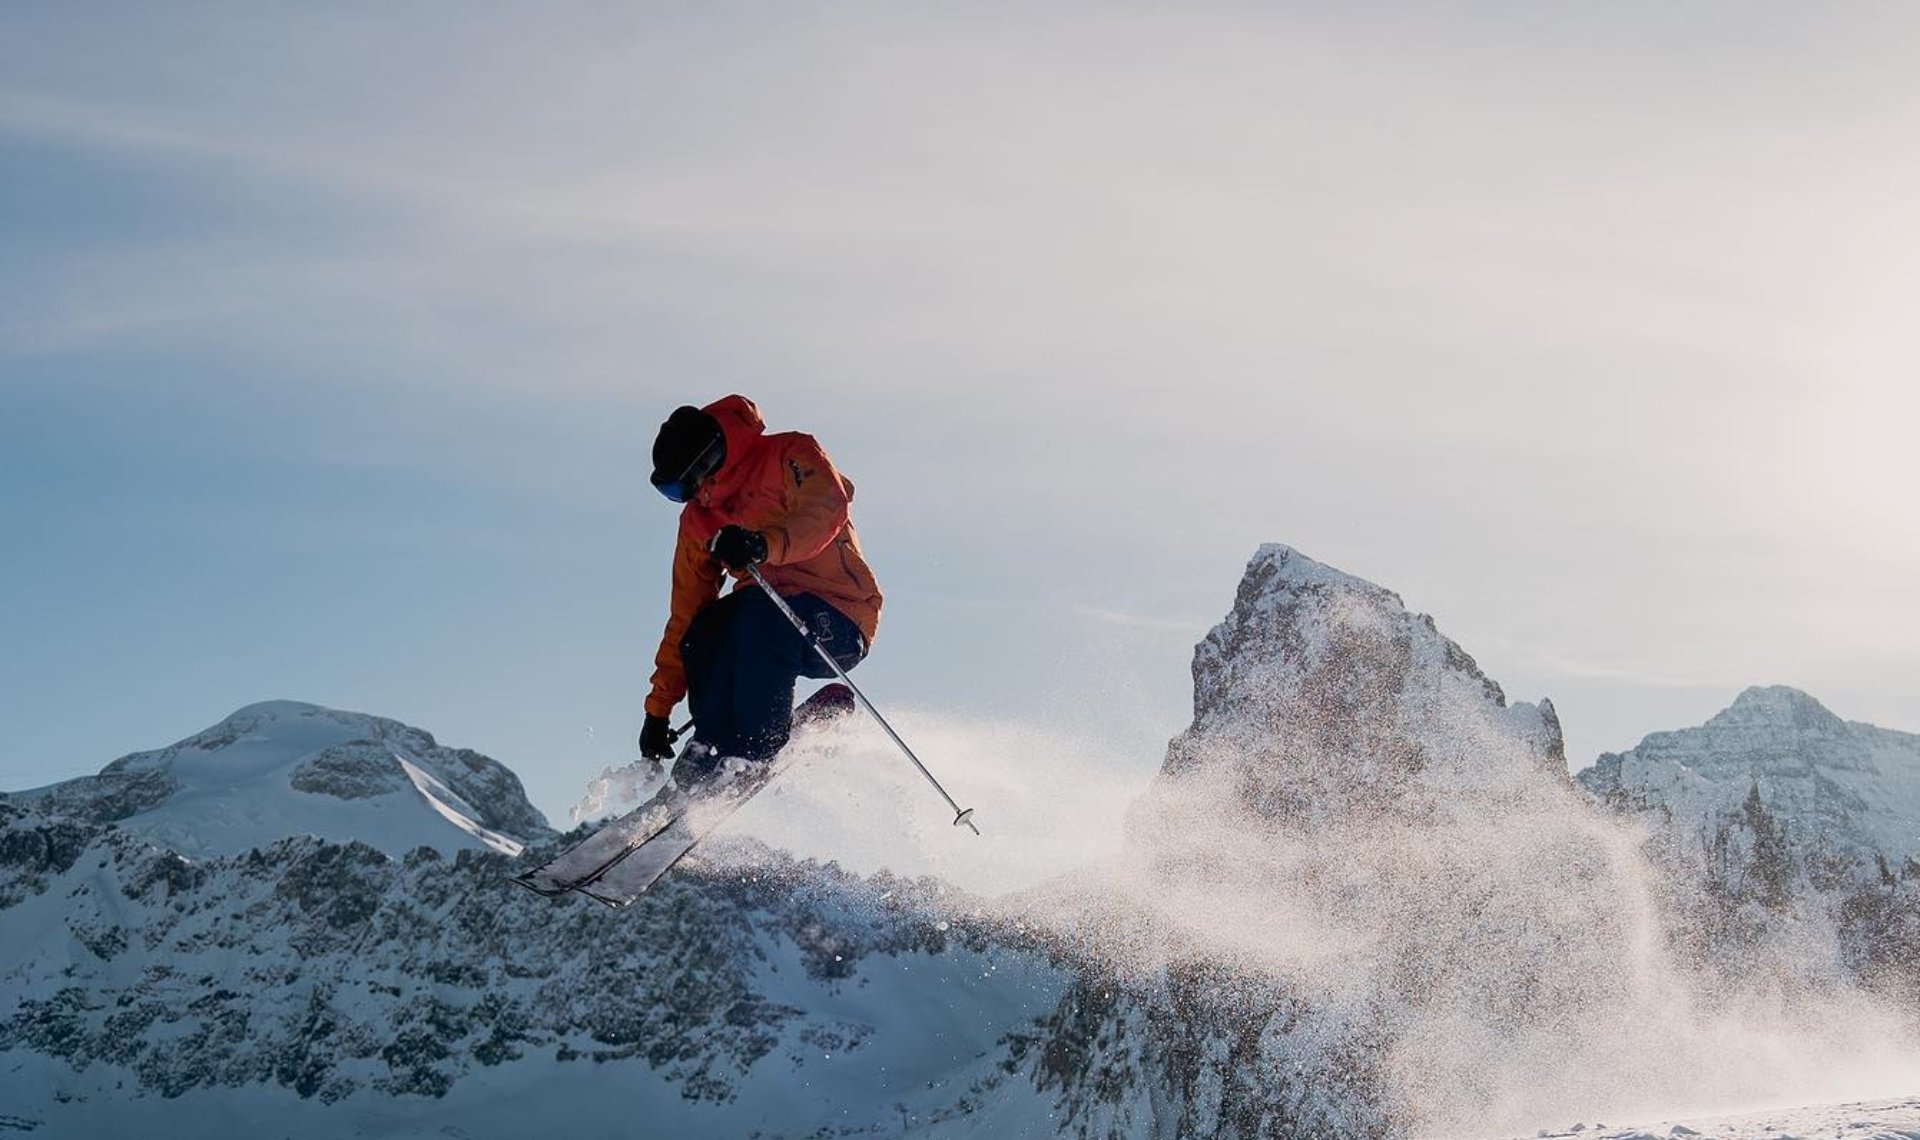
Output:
[1474, 1096, 1920, 1140]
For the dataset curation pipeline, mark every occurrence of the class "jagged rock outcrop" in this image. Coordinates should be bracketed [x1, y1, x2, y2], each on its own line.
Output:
[1161, 544, 1565, 819]
[1027, 544, 1663, 1139]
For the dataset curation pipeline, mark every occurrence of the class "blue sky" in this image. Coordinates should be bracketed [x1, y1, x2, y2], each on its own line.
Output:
[5, 4, 1918, 823]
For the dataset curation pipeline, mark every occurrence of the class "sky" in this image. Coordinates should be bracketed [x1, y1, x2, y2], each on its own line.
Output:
[3, 3, 1918, 827]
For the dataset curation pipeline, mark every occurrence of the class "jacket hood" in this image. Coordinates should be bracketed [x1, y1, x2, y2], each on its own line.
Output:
[701, 394, 767, 484]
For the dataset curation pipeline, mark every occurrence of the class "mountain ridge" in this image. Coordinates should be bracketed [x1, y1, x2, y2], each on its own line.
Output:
[5, 699, 551, 858]
[1579, 683, 1920, 865]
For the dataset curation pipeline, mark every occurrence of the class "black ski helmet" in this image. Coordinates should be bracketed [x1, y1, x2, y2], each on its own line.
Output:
[650, 406, 726, 502]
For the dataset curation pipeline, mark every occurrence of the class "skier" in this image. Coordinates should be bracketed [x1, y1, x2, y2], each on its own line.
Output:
[638, 395, 883, 787]
[509, 398, 969, 904]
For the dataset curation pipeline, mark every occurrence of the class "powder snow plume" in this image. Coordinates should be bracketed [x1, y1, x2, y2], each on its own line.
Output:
[1022, 546, 1920, 1136]
[715, 545, 1920, 1137]
[607, 544, 1917, 1137]
[673, 706, 1152, 894]
[1024, 737, 1917, 1136]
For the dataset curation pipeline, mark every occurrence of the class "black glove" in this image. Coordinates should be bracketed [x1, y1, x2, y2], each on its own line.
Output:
[709, 525, 769, 571]
[638, 714, 679, 760]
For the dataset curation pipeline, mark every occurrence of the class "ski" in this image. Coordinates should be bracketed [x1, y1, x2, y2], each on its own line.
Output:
[509, 683, 855, 900]
[574, 749, 799, 908]
[508, 791, 682, 897]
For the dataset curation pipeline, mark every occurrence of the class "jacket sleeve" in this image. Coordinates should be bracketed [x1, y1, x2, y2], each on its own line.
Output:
[646, 520, 723, 719]
[763, 435, 853, 566]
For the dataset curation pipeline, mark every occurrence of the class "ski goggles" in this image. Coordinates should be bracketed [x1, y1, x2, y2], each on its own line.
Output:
[649, 433, 725, 503]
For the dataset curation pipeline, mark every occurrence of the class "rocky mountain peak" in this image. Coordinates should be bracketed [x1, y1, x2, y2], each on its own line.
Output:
[1709, 685, 1848, 735]
[1076, 546, 1727, 1138]
[1579, 686, 1920, 864]
[1155, 543, 1564, 825]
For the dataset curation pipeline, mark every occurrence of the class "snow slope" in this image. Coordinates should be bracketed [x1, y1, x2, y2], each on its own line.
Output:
[1477, 1095, 1920, 1140]
[0, 796, 1068, 1138]
[5, 700, 549, 858]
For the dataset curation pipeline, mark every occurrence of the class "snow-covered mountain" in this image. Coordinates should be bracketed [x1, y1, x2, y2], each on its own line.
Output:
[1578, 686, 1920, 1000]
[6, 700, 550, 858]
[3, 548, 1915, 1139]
[0, 794, 1065, 1136]
[0, 706, 1071, 1137]
[1580, 684, 1920, 866]
[1019, 544, 1670, 1138]
[1015, 546, 1916, 1138]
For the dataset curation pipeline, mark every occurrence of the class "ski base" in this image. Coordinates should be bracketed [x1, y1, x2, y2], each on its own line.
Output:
[574, 759, 790, 908]
[509, 682, 855, 904]
[509, 794, 683, 896]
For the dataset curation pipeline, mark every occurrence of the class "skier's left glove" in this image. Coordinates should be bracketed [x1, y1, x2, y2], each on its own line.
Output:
[709, 525, 769, 571]
[638, 714, 679, 761]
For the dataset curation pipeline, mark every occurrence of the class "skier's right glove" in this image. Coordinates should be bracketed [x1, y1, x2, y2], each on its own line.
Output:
[709, 525, 769, 571]
[638, 714, 679, 761]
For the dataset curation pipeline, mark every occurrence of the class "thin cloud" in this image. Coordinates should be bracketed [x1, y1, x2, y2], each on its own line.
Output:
[1070, 603, 1212, 637]
[0, 91, 430, 207]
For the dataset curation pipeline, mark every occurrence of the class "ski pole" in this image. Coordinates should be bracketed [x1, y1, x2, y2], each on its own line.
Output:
[744, 563, 980, 835]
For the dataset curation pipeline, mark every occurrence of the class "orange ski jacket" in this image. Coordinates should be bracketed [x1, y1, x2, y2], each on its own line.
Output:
[645, 395, 884, 719]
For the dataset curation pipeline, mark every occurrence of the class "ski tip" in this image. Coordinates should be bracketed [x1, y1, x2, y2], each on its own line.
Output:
[507, 873, 570, 899]
[795, 681, 857, 725]
[814, 681, 855, 700]
[576, 886, 635, 910]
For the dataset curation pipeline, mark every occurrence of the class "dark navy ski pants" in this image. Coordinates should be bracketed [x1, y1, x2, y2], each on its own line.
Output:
[680, 586, 866, 767]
